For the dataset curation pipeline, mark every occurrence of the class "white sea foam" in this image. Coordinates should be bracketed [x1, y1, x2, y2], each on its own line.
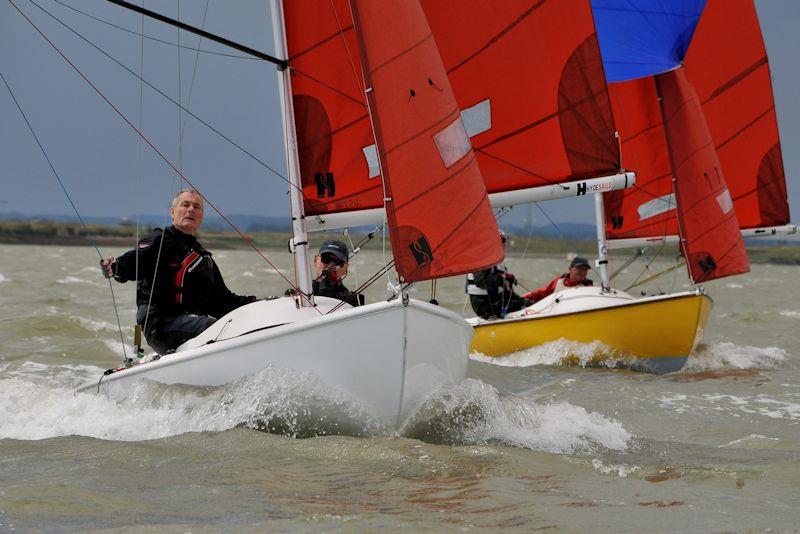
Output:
[241, 271, 255, 278]
[0, 273, 9, 283]
[658, 392, 800, 422]
[592, 458, 640, 477]
[73, 316, 119, 332]
[0, 364, 384, 441]
[725, 283, 743, 289]
[406, 379, 631, 454]
[56, 276, 99, 286]
[102, 338, 128, 357]
[686, 342, 786, 370]
[718, 434, 780, 448]
[471, 338, 617, 369]
[779, 310, 800, 319]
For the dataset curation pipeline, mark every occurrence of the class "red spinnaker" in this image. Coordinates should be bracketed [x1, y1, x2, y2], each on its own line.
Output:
[604, 0, 788, 241]
[657, 68, 749, 283]
[350, 0, 502, 282]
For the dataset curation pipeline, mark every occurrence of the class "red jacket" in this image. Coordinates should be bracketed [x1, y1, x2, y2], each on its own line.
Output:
[522, 274, 593, 303]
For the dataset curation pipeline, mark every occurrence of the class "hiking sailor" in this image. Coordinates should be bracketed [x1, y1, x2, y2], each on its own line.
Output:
[522, 256, 594, 303]
[466, 230, 529, 319]
[100, 189, 257, 354]
[312, 240, 363, 307]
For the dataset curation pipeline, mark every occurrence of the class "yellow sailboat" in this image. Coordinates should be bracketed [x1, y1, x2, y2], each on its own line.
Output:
[470, 287, 713, 373]
[470, 1, 794, 372]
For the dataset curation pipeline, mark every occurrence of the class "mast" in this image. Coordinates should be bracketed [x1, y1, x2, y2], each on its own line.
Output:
[270, 0, 314, 306]
[594, 192, 610, 290]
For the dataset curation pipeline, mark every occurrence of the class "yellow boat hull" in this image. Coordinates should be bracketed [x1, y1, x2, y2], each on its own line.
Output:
[470, 291, 713, 373]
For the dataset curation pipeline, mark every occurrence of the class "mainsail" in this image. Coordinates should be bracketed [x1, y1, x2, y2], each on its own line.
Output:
[349, 0, 502, 281]
[596, 1, 791, 263]
[284, 0, 629, 230]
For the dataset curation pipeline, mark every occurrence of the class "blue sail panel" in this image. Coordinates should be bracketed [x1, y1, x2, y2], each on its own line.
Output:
[591, 0, 706, 82]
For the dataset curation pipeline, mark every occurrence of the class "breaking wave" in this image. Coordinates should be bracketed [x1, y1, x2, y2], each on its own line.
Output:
[404, 379, 631, 454]
[0, 363, 631, 454]
[471, 339, 623, 370]
[684, 342, 787, 371]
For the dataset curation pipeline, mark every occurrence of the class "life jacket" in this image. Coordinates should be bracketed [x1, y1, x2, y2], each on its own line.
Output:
[552, 273, 593, 295]
[465, 263, 510, 296]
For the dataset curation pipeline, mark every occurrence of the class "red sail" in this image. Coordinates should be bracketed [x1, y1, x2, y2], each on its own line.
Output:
[283, 0, 376, 216]
[350, 0, 502, 282]
[422, 0, 619, 193]
[284, 1, 619, 219]
[657, 68, 749, 283]
[605, 0, 789, 240]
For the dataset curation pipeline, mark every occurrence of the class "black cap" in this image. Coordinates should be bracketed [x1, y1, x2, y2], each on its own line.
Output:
[318, 240, 348, 262]
[570, 256, 590, 269]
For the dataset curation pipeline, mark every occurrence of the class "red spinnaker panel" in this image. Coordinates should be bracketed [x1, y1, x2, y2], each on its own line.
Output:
[423, 0, 619, 193]
[657, 68, 749, 283]
[604, 0, 789, 240]
[350, 0, 503, 282]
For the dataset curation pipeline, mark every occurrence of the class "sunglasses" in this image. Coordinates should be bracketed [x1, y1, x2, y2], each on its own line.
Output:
[321, 253, 346, 267]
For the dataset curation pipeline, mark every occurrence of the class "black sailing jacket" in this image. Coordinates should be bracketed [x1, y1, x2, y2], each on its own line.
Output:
[113, 225, 256, 328]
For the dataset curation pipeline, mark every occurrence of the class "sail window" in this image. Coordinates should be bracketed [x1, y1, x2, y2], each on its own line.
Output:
[362, 144, 380, 178]
[637, 193, 676, 221]
[434, 118, 471, 168]
[716, 189, 734, 214]
[460, 99, 491, 138]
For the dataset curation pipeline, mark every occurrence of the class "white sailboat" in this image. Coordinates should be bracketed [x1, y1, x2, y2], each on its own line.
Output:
[471, 0, 795, 372]
[69, 0, 506, 427]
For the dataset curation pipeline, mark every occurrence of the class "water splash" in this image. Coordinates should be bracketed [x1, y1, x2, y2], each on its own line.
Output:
[471, 338, 620, 369]
[0, 363, 387, 441]
[686, 342, 786, 371]
[403, 379, 631, 454]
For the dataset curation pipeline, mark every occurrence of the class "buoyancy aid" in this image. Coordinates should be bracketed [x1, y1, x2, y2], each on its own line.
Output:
[466, 263, 510, 296]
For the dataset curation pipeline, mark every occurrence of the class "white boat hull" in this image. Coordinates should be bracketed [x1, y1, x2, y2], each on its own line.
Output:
[78, 297, 472, 428]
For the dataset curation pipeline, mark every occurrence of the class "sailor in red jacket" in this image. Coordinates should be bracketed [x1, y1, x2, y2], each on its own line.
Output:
[523, 256, 594, 303]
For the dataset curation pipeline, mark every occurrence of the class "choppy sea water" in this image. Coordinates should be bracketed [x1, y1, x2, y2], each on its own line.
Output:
[1, 244, 798, 531]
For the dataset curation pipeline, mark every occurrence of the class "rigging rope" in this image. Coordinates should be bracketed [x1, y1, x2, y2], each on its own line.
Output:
[10, 0, 300, 293]
[28, 0, 306, 200]
[0, 70, 129, 361]
[49, 0, 256, 60]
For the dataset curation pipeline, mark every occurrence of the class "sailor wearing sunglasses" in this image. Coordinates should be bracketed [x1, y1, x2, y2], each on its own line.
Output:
[312, 240, 363, 307]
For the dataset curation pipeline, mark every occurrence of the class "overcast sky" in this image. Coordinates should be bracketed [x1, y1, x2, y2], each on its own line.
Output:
[1, 0, 798, 230]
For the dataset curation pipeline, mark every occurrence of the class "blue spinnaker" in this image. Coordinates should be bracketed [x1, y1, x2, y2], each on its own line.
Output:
[591, 0, 706, 82]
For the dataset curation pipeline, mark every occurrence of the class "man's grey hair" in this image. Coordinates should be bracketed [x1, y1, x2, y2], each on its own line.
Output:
[170, 188, 204, 209]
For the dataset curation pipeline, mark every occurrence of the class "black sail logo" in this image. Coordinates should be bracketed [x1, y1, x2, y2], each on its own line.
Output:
[409, 236, 433, 267]
[315, 172, 336, 198]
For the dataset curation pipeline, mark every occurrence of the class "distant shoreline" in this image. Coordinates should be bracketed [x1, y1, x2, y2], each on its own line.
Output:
[0, 220, 797, 264]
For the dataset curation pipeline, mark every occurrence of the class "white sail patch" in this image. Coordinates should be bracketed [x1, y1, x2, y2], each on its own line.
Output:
[361, 99, 490, 177]
[637, 193, 676, 221]
[460, 98, 491, 137]
[362, 144, 380, 179]
[716, 189, 734, 214]
[434, 118, 471, 168]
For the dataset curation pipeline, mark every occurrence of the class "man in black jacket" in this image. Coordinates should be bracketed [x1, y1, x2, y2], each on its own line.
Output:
[312, 240, 362, 307]
[466, 231, 529, 319]
[101, 189, 256, 353]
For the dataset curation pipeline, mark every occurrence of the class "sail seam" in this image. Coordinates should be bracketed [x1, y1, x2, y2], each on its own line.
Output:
[447, 0, 546, 75]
